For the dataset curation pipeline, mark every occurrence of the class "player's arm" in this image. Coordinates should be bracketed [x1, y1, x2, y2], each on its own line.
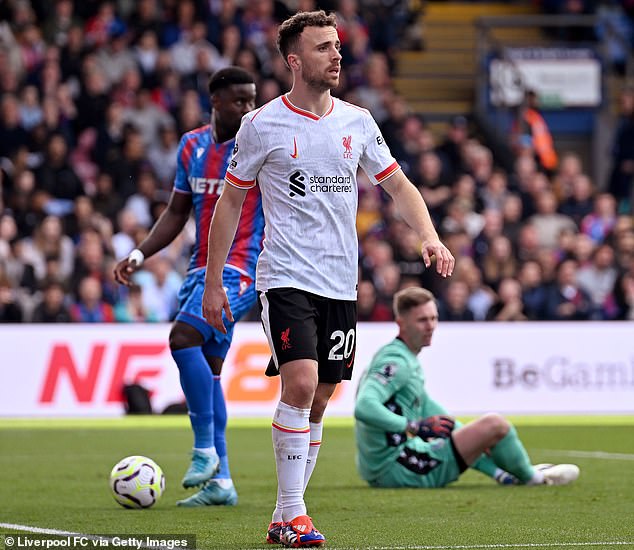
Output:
[380, 170, 454, 278]
[113, 191, 192, 286]
[202, 183, 247, 333]
[354, 362, 410, 434]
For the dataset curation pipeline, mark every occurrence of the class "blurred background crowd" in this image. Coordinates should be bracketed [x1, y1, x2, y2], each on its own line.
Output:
[0, 0, 633, 324]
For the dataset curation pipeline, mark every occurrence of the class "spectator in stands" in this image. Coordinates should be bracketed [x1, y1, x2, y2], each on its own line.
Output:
[576, 243, 619, 319]
[0, 93, 29, 159]
[613, 266, 634, 320]
[415, 150, 452, 225]
[132, 255, 182, 322]
[147, 123, 179, 190]
[517, 260, 547, 320]
[358, 279, 393, 322]
[75, 59, 110, 132]
[124, 169, 160, 229]
[473, 208, 504, 265]
[436, 116, 469, 184]
[114, 283, 158, 322]
[611, 218, 634, 270]
[453, 257, 495, 321]
[21, 215, 74, 283]
[580, 192, 618, 244]
[485, 277, 528, 321]
[70, 275, 114, 322]
[543, 259, 593, 320]
[31, 279, 72, 323]
[511, 90, 558, 175]
[437, 280, 475, 321]
[96, 22, 136, 88]
[552, 151, 584, 202]
[464, 142, 494, 188]
[480, 169, 510, 212]
[0, 273, 23, 322]
[501, 193, 524, 245]
[529, 190, 577, 250]
[480, 234, 518, 291]
[112, 209, 139, 260]
[559, 173, 595, 226]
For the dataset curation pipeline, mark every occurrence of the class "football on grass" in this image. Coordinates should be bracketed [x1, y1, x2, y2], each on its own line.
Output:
[109, 455, 165, 509]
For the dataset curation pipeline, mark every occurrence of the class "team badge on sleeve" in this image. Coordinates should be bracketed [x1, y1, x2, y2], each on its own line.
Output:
[374, 363, 397, 384]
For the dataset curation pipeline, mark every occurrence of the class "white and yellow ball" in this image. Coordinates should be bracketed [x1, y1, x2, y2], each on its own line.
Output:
[109, 455, 165, 509]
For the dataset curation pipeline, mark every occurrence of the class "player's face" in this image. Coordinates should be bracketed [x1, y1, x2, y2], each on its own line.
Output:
[214, 83, 257, 139]
[400, 301, 439, 352]
[294, 25, 341, 91]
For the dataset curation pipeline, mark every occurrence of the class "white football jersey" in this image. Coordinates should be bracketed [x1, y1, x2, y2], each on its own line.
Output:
[225, 94, 400, 300]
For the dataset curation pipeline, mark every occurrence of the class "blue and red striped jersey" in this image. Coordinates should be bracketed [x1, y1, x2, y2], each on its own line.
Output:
[174, 124, 263, 277]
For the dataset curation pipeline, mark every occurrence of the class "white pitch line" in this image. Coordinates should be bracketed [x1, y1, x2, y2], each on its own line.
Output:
[351, 543, 634, 550]
[537, 449, 634, 461]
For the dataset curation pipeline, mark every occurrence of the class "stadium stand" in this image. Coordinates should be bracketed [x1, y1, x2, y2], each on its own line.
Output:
[0, 0, 632, 324]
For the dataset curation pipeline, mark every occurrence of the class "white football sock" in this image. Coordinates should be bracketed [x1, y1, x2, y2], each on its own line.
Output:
[303, 421, 323, 492]
[271, 401, 310, 522]
[272, 421, 324, 523]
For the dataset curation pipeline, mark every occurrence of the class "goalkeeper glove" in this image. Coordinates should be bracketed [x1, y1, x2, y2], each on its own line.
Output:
[406, 415, 455, 441]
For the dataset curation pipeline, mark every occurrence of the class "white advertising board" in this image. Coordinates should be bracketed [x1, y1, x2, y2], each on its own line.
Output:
[489, 48, 602, 107]
[0, 322, 632, 417]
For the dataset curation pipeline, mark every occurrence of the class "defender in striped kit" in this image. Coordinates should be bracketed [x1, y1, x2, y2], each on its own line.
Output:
[114, 67, 263, 507]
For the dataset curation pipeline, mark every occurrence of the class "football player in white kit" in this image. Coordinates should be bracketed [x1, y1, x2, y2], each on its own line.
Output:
[202, 10, 455, 548]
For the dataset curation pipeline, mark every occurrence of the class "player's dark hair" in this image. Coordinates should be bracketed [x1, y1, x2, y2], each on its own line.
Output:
[208, 67, 255, 96]
[277, 10, 337, 66]
[393, 287, 436, 318]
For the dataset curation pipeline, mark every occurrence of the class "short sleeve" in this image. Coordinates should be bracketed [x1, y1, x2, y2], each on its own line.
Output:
[358, 115, 400, 186]
[173, 134, 192, 194]
[225, 116, 264, 190]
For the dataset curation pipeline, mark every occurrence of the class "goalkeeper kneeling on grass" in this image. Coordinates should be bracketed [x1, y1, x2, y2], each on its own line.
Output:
[354, 286, 580, 489]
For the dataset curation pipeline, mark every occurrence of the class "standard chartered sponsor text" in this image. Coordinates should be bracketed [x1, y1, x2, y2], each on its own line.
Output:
[309, 174, 352, 193]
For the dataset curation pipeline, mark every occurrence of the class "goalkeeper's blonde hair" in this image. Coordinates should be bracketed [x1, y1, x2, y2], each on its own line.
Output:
[393, 287, 436, 318]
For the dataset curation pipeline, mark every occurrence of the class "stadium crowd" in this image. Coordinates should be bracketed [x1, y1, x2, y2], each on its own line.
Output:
[0, 0, 633, 324]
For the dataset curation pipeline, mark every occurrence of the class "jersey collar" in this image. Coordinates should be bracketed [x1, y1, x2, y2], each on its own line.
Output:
[282, 94, 334, 120]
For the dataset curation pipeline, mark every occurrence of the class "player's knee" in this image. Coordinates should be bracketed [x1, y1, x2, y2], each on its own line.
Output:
[281, 378, 317, 408]
[482, 412, 510, 439]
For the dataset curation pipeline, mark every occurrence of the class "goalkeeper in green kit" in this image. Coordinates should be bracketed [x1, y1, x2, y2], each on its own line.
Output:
[354, 286, 580, 489]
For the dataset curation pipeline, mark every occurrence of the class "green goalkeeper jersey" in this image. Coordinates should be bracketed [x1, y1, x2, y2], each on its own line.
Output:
[354, 337, 448, 483]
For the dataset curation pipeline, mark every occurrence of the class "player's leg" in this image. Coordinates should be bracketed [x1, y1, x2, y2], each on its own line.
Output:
[452, 419, 517, 484]
[170, 320, 220, 488]
[171, 270, 221, 489]
[260, 288, 324, 547]
[277, 296, 356, 547]
[177, 269, 255, 506]
[304, 382, 335, 492]
[452, 414, 579, 485]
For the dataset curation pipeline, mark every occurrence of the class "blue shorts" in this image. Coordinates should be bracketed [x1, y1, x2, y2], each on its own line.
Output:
[175, 267, 256, 360]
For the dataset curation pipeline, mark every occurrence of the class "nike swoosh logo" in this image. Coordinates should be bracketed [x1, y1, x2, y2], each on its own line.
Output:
[346, 349, 355, 369]
[290, 137, 298, 159]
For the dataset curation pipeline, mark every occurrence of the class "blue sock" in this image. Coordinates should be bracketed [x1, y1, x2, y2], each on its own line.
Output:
[171, 347, 214, 449]
[213, 375, 231, 479]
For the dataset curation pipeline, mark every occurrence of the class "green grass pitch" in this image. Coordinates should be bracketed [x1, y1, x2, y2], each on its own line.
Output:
[1, 416, 634, 549]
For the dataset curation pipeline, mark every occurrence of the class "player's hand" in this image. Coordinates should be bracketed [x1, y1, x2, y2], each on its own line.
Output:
[113, 258, 139, 286]
[202, 283, 234, 334]
[407, 415, 455, 440]
[420, 239, 455, 278]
